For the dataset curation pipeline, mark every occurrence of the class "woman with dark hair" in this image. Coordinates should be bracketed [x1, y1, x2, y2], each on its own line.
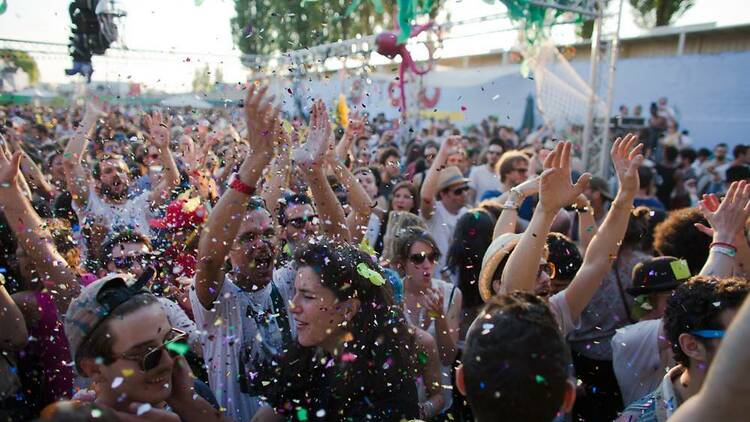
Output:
[392, 227, 462, 414]
[253, 237, 420, 421]
[445, 209, 496, 341]
[373, 180, 421, 254]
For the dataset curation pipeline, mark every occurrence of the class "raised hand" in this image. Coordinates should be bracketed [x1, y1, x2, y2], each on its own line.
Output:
[538, 141, 591, 214]
[144, 111, 172, 151]
[294, 100, 331, 167]
[436, 135, 462, 165]
[697, 181, 750, 244]
[611, 133, 644, 199]
[346, 112, 366, 139]
[0, 139, 22, 191]
[243, 83, 278, 157]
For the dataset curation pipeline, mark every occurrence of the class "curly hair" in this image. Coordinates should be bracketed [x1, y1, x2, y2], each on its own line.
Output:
[258, 237, 418, 419]
[664, 276, 748, 368]
[654, 208, 710, 275]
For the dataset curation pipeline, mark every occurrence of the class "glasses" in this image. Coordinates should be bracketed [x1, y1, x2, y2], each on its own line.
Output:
[287, 214, 318, 229]
[690, 329, 725, 339]
[112, 254, 155, 270]
[118, 328, 188, 372]
[409, 252, 438, 265]
[452, 186, 470, 196]
[238, 231, 275, 245]
[537, 262, 556, 279]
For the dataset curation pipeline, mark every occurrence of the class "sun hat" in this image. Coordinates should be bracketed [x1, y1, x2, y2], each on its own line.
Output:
[436, 166, 471, 192]
[478, 233, 549, 302]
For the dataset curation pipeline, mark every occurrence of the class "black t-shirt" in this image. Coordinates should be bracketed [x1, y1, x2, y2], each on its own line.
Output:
[253, 346, 419, 421]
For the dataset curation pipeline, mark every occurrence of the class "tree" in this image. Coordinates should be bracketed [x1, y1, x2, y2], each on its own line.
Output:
[230, 0, 396, 56]
[0, 50, 40, 84]
[192, 64, 212, 93]
[629, 0, 695, 28]
[214, 66, 224, 85]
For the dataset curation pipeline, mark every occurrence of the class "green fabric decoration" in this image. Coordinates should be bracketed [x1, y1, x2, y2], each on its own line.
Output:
[496, 0, 587, 45]
[341, 0, 385, 22]
[357, 263, 386, 286]
[0, 0, 7, 15]
[397, 0, 437, 43]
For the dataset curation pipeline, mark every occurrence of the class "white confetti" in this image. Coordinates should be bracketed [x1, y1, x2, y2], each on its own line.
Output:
[136, 403, 152, 416]
[111, 377, 124, 389]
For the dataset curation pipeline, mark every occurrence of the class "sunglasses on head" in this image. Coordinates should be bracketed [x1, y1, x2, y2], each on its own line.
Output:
[287, 214, 318, 229]
[112, 254, 155, 270]
[537, 262, 556, 279]
[117, 328, 188, 372]
[409, 252, 438, 265]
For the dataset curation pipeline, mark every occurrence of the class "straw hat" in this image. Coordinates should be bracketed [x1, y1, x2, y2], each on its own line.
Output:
[436, 166, 471, 192]
[478, 233, 548, 302]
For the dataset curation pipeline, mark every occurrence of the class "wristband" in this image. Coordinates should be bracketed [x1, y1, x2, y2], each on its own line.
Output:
[710, 242, 737, 251]
[228, 173, 256, 196]
[711, 245, 737, 258]
[572, 204, 591, 213]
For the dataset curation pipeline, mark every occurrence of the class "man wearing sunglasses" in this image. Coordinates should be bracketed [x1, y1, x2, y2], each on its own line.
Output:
[64, 272, 230, 422]
[193, 86, 297, 421]
[618, 276, 748, 422]
[278, 192, 319, 258]
[420, 136, 470, 272]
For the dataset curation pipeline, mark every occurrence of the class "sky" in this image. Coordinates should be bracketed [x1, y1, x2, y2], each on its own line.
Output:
[1, 0, 749, 92]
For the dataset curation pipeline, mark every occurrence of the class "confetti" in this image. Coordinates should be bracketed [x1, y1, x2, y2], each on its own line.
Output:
[121, 369, 134, 377]
[111, 377, 124, 389]
[136, 403, 152, 416]
[166, 341, 190, 356]
[296, 407, 309, 421]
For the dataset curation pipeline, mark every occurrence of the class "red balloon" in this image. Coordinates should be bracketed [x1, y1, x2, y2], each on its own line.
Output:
[375, 32, 401, 59]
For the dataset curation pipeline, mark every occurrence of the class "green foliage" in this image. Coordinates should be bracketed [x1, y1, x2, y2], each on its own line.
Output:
[192, 64, 212, 93]
[0, 50, 40, 84]
[231, 0, 396, 55]
[629, 0, 695, 27]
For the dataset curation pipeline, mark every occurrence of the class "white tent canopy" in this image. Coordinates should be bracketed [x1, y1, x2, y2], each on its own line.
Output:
[160, 94, 212, 109]
[15, 87, 56, 98]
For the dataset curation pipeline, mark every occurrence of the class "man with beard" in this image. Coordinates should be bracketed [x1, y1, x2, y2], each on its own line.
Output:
[191, 86, 297, 421]
[63, 102, 180, 246]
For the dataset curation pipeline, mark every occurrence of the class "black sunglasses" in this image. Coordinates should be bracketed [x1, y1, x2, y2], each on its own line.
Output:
[287, 214, 318, 229]
[117, 328, 188, 372]
[452, 186, 470, 196]
[409, 252, 438, 265]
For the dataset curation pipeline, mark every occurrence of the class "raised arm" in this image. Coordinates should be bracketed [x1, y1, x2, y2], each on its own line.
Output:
[334, 112, 365, 162]
[62, 99, 102, 207]
[574, 194, 597, 252]
[492, 177, 539, 239]
[329, 152, 374, 244]
[0, 276, 27, 351]
[669, 295, 750, 422]
[298, 100, 350, 241]
[563, 135, 644, 318]
[194, 85, 278, 309]
[0, 146, 80, 315]
[144, 111, 181, 206]
[695, 182, 750, 278]
[261, 129, 292, 217]
[500, 142, 590, 295]
[420, 136, 460, 219]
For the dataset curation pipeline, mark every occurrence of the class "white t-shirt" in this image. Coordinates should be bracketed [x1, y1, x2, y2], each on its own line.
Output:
[189, 267, 295, 421]
[611, 319, 670, 406]
[424, 201, 467, 272]
[73, 183, 155, 237]
[548, 291, 580, 337]
[156, 296, 201, 354]
[469, 165, 501, 203]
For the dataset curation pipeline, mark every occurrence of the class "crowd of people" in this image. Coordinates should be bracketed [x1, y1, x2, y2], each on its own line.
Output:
[0, 85, 749, 422]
